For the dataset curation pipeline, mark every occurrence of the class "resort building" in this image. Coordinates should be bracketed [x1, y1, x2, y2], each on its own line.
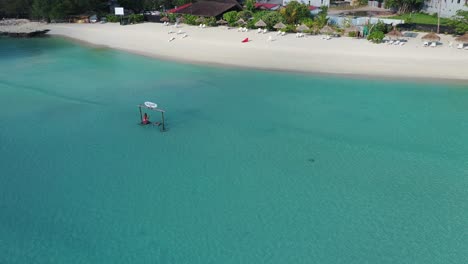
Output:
[423, 0, 468, 18]
[169, 0, 242, 17]
[282, 0, 331, 7]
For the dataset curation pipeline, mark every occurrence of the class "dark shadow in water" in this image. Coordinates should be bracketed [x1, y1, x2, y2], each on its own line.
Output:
[0, 80, 102, 106]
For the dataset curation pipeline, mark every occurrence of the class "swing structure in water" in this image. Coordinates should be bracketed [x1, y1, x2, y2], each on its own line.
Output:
[137, 101, 166, 132]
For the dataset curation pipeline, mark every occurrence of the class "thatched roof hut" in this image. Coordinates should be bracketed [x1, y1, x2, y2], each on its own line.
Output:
[422, 32, 440, 42]
[386, 29, 403, 39]
[296, 24, 310, 32]
[273, 22, 286, 30]
[320, 25, 335, 35]
[254, 19, 267, 28]
[455, 33, 468, 43]
[236, 18, 246, 25]
[216, 19, 228, 25]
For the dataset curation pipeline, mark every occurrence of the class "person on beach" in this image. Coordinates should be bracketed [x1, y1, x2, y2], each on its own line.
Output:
[142, 113, 150, 124]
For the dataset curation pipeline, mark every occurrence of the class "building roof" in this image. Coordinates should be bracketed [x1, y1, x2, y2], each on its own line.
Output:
[168, 3, 193, 13]
[309, 6, 318, 11]
[254, 3, 280, 10]
[173, 0, 242, 17]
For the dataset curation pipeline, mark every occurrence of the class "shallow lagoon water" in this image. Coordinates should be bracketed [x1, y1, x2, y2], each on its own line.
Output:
[1, 37, 467, 263]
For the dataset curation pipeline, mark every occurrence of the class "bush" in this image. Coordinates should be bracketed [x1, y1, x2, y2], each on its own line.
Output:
[183, 14, 198, 25]
[128, 14, 144, 24]
[168, 13, 177, 23]
[367, 31, 385, 43]
[223, 11, 238, 26]
[449, 10, 468, 35]
[348, 31, 357, 37]
[284, 24, 296, 33]
[374, 20, 389, 34]
[106, 14, 120, 23]
[237, 10, 253, 21]
[205, 16, 216, 27]
[262, 11, 284, 30]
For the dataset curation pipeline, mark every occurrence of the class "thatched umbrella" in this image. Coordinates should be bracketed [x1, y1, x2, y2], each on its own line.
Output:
[255, 19, 267, 28]
[455, 33, 468, 43]
[160, 16, 169, 22]
[196, 17, 205, 24]
[422, 32, 440, 42]
[386, 28, 403, 39]
[320, 25, 335, 35]
[345, 25, 359, 33]
[273, 22, 286, 30]
[178, 16, 185, 23]
[296, 24, 310, 32]
[216, 19, 228, 25]
[236, 18, 246, 25]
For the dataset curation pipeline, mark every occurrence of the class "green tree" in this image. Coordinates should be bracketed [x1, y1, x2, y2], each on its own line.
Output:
[384, 0, 424, 14]
[236, 10, 252, 21]
[449, 10, 468, 35]
[279, 1, 310, 25]
[262, 11, 283, 30]
[245, 0, 255, 12]
[223, 10, 238, 26]
[313, 5, 328, 29]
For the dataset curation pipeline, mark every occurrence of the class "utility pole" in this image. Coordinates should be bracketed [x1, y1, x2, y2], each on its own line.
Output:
[437, 0, 441, 33]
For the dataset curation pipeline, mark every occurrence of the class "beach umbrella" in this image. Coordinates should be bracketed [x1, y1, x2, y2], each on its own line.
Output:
[236, 18, 246, 25]
[296, 24, 310, 32]
[216, 19, 228, 25]
[344, 25, 359, 33]
[320, 25, 335, 35]
[455, 33, 468, 43]
[386, 28, 403, 39]
[254, 19, 267, 28]
[178, 16, 185, 23]
[196, 17, 205, 23]
[421, 32, 441, 42]
[273, 22, 286, 30]
[160, 16, 169, 22]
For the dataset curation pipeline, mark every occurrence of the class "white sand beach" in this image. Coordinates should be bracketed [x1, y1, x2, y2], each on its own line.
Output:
[43, 23, 468, 81]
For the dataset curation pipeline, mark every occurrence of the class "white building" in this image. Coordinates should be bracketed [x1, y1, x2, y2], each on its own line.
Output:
[282, 0, 331, 8]
[423, 0, 468, 18]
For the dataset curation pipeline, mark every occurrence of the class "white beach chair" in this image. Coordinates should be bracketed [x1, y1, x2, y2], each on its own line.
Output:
[295, 33, 299, 38]
[202, 24, 206, 28]
[457, 43, 463, 49]
[257, 28, 262, 33]
[465, 46, 468, 50]
[281, 31, 286, 36]
[430, 42, 437, 47]
[387, 40, 394, 45]
[168, 29, 174, 34]
[325, 35, 331, 40]
[399, 42, 405, 46]
[199, 24, 203, 28]
[267, 36, 272, 42]
[177, 29, 182, 34]
[423, 41, 429, 47]
[263, 29, 267, 34]
[393, 40, 400, 45]
[168, 37, 175, 42]
[182, 34, 188, 39]
[448, 42, 453, 48]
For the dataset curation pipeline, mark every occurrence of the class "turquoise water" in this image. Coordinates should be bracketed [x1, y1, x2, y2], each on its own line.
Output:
[1, 37, 467, 263]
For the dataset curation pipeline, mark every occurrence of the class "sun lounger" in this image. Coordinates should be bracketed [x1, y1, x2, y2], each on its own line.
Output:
[457, 43, 463, 49]
[399, 42, 405, 46]
[465, 46, 468, 50]
[393, 40, 400, 45]
[257, 28, 262, 33]
[202, 24, 206, 28]
[430, 42, 437, 47]
[168, 30, 174, 34]
[168, 37, 175, 42]
[182, 34, 188, 39]
[281, 31, 286, 36]
[387, 40, 394, 45]
[263, 29, 267, 34]
[423, 41, 429, 47]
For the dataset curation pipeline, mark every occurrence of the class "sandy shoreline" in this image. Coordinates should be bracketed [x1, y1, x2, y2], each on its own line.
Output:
[29, 23, 468, 82]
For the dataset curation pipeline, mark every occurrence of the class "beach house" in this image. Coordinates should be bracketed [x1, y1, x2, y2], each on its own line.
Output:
[423, 0, 468, 17]
[169, 0, 242, 17]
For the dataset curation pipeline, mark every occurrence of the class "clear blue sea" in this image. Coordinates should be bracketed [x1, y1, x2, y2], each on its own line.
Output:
[0, 37, 467, 263]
